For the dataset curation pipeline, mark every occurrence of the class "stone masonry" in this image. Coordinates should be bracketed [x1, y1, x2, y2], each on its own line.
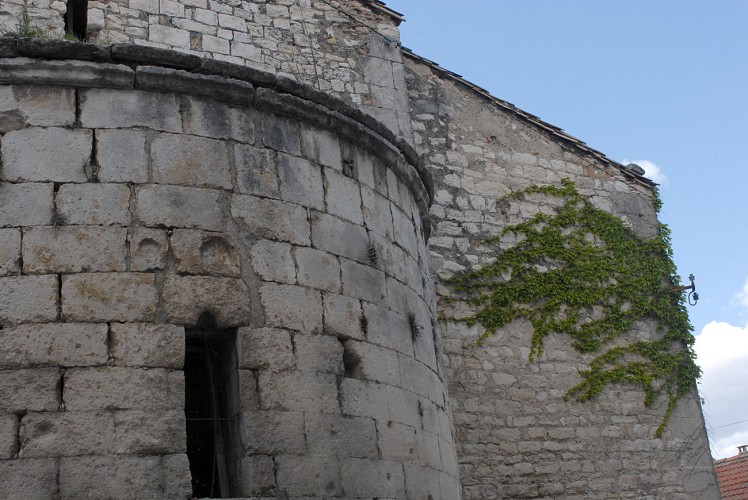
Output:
[0, 1, 720, 499]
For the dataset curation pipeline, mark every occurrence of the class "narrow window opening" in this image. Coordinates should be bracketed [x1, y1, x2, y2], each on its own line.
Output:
[185, 314, 241, 498]
[64, 0, 88, 41]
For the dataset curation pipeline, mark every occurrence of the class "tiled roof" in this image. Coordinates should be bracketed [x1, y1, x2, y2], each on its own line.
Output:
[715, 451, 748, 499]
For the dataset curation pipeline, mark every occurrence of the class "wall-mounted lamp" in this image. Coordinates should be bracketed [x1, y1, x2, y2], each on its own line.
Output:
[673, 273, 699, 306]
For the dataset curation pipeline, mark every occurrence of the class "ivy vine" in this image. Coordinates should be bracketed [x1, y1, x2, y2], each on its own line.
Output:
[445, 179, 700, 436]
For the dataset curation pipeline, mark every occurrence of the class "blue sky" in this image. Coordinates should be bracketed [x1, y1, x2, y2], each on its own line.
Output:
[384, 0, 748, 459]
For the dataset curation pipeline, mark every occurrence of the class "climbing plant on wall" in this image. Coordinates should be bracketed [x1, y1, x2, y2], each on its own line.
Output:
[445, 178, 700, 436]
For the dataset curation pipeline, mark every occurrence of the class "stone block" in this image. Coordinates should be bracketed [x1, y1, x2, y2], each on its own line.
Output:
[151, 133, 231, 189]
[239, 369, 259, 411]
[1, 127, 90, 182]
[392, 205, 419, 257]
[310, 212, 369, 263]
[249, 240, 296, 284]
[182, 95, 255, 143]
[0, 414, 17, 459]
[0, 85, 75, 130]
[341, 259, 387, 306]
[137, 184, 225, 231]
[439, 472, 462, 500]
[387, 385, 421, 429]
[418, 430, 443, 470]
[322, 292, 364, 340]
[0, 459, 57, 499]
[340, 457, 406, 498]
[339, 378, 388, 421]
[294, 333, 344, 374]
[261, 115, 301, 155]
[110, 323, 184, 368]
[260, 283, 322, 333]
[22, 226, 127, 273]
[0, 323, 107, 369]
[63, 367, 183, 411]
[378, 420, 419, 462]
[404, 464, 442, 500]
[0, 368, 60, 412]
[96, 129, 148, 183]
[277, 153, 324, 210]
[128, 227, 169, 271]
[242, 410, 305, 455]
[325, 169, 364, 225]
[275, 455, 341, 497]
[258, 370, 338, 413]
[305, 413, 377, 459]
[162, 454, 192, 499]
[295, 246, 341, 292]
[149, 24, 191, 47]
[113, 409, 186, 454]
[60, 455, 163, 499]
[80, 88, 181, 132]
[231, 194, 310, 245]
[0, 183, 53, 227]
[0, 275, 58, 325]
[170, 229, 240, 276]
[300, 126, 341, 170]
[0, 228, 21, 276]
[344, 340, 400, 387]
[439, 437, 459, 476]
[361, 185, 394, 239]
[19, 411, 115, 457]
[0, 59, 134, 89]
[237, 327, 295, 371]
[163, 275, 251, 327]
[234, 144, 279, 198]
[56, 183, 131, 226]
[61, 273, 157, 322]
[364, 302, 413, 355]
[241, 455, 276, 496]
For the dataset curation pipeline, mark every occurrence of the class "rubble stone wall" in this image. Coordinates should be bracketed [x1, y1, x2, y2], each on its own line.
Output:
[0, 46, 460, 499]
[405, 55, 720, 499]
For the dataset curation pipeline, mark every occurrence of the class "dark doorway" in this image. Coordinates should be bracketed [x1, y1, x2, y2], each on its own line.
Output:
[64, 0, 88, 40]
[184, 315, 241, 498]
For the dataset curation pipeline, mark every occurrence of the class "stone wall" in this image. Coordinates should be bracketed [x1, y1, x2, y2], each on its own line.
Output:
[0, 42, 460, 499]
[405, 54, 720, 499]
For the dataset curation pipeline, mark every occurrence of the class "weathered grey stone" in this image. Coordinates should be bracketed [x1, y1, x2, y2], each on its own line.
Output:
[137, 184, 225, 231]
[128, 227, 169, 271]
[113, 410, 185, 455]
[341, 258, 387, 306]
[60, 455, 163, 500]
[340, 378, 389, 421]
[182, 95, 256, 143]
[237, 327, 295, 371]
[243, 410, 305, 455]
[258, 370, 338, 413]
[111, 43, 201, 69]
[392, 204, 419, 256]
[151, 133, 232, 189]
[310, 212, 369, 263]
[387, 385, 421, 429]
[241, 455, 276, 496]
[275, 455, 341, 497]
[0, 414, 16, 459]
[162, 454, 192, 500]
[0, 275, 58, 325]
[136, 65, 255, 104]
[249, 240, 296, 284]
[61, 273, 157, 322]
[404, 463, 442, 500]
[301, 126, 342, 170]
[344, 340, 400, 387]
[232, 194, 310, 245]
[80, 88, 181, 132]
[110, 323, 184, 368]
[19, 411, 115, 457]
[0, 58, 134, 88]
[294, 333, 344, 374]
[0, 183, 53, 227]
[306, 413, 377, 459]
[234, 144, 279, 198]
[22, 226, 127, 273]
[341, 457, 406, 497]
[277, 153, 324, 210]
[260, 283, 322, 332]
[261, 114, 301, 155]
[0, 458, 57, 499]
[96, 129, 148, 183]
[0, 228, 21, 276]
[379, 420, 419, 463]
[361, 185, 394, 239]
[0, 368, 59, 412]
[170, 229, 240, 276]
[0, 85, 75, 130]
[56, 183, 131, 226]
[322, 292, 365, 340]
[163, 275, 251, 327]
[364, 302, 413, 355]
[15, 39, 110, 62]
[0, 323, 107, 369]
[1, 127, 90, 182]
[239, 369, 259, 412]
[295, 246, 341, 292]
[325, 168, 364, 225]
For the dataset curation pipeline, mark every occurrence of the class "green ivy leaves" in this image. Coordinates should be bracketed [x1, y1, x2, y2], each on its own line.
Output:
[445, 179, 700, 436]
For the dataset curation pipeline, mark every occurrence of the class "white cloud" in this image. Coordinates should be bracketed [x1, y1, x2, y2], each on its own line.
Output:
[621, 158, 668, 184]
[694, 321, 748, 458]
[733, 277, 748, 308]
